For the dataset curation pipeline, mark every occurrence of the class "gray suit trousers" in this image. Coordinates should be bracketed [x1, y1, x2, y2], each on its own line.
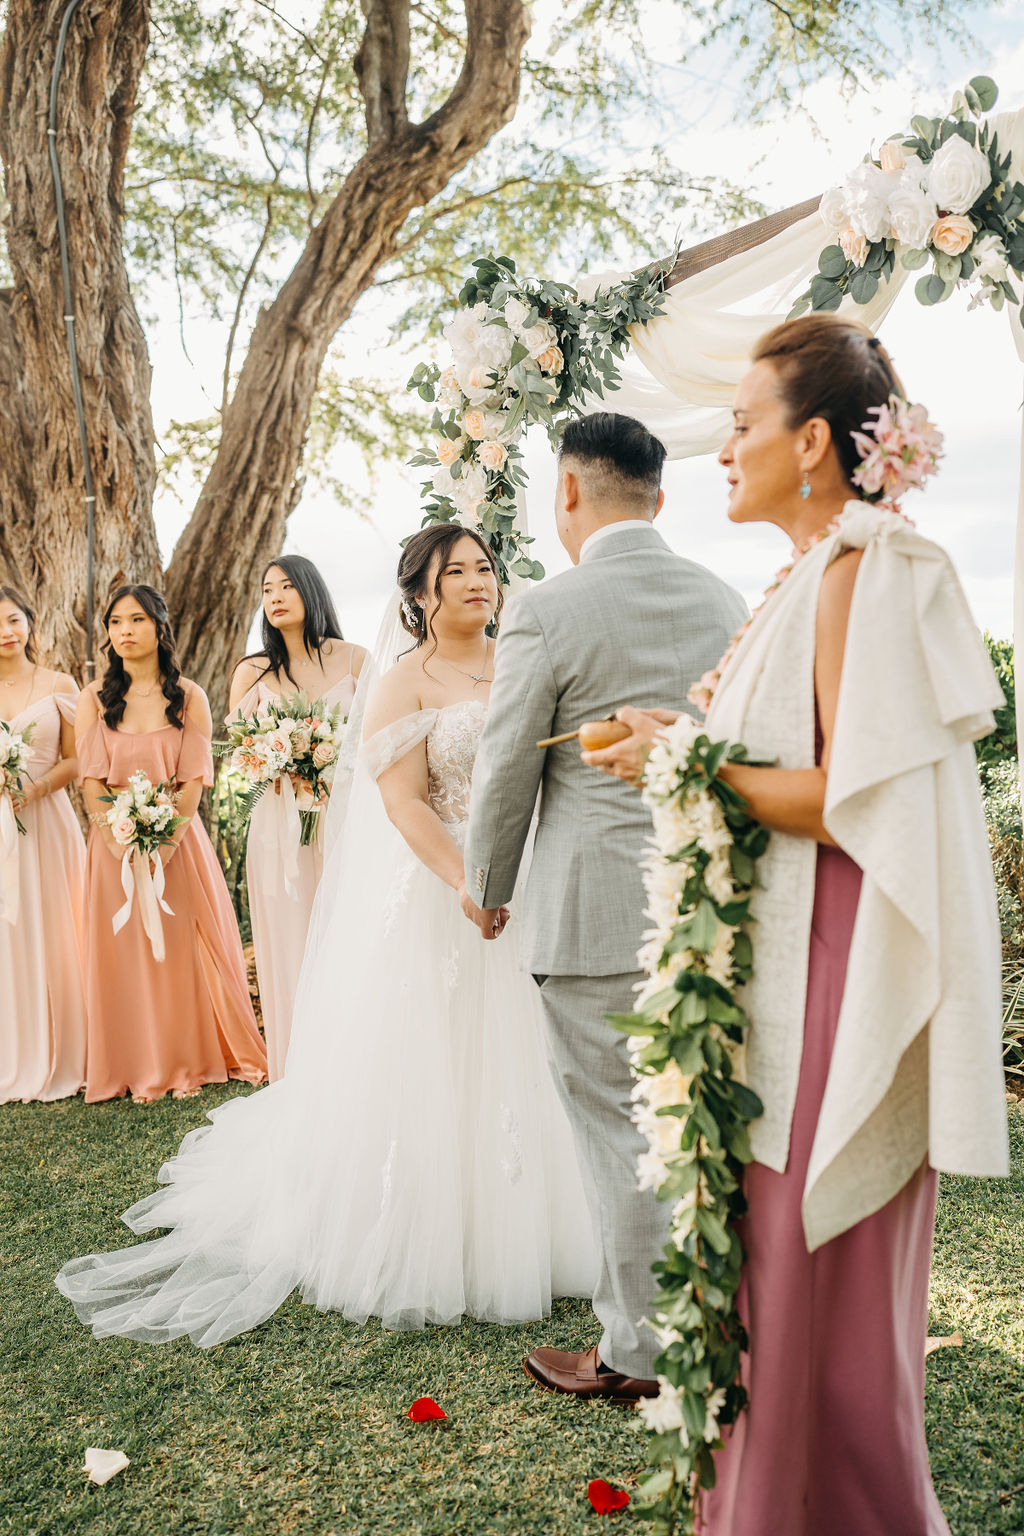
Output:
[536, 970, 670, 1378]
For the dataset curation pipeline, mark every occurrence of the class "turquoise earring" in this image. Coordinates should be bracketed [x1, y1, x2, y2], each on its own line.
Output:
[800, 473, 811, 500]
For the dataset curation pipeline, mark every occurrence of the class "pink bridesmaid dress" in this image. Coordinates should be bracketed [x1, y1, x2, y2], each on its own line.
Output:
[236, 672, 356, 1080]
[0, 682, 87, 1102]
[79, 691, 268, 1102]
[700, 844, 949, 1536]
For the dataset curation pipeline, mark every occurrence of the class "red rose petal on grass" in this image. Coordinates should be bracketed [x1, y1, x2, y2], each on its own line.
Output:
[588, 1478, 630, 1514]
[407, 1396, 447, 1422]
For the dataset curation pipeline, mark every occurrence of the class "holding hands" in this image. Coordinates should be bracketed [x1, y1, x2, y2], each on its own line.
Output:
[457, 879, 510, 941]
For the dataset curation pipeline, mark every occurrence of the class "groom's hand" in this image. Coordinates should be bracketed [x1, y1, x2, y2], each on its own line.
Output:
[457, 879, 510, 940]
[581, 706, 681, 784]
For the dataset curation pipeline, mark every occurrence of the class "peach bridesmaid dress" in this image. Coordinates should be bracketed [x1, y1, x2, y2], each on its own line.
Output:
[237, 672, 356, 1079]
[79, 691, 268, 1102]
[0, 682, 87, 1102]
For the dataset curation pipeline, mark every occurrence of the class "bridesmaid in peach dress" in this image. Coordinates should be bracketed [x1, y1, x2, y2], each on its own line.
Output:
[229, 556, 365, 1079]
[78, 584, 267, 1103]
[0, 587, 87, 1102]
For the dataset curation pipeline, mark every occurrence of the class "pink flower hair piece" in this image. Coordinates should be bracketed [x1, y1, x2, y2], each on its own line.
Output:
[850, 395, 943, 503]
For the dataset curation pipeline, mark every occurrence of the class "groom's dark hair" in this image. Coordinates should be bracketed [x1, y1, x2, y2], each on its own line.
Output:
[559, 412, 666, 511]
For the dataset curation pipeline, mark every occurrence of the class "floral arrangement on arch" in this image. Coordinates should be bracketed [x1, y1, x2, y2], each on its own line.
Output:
[793, 76, 1024, 321]
[407, 255, 668, 585]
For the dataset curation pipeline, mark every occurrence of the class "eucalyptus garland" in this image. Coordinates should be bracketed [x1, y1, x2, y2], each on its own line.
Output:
[406, 253, 668, 584]
[607, 720, 768, 1535]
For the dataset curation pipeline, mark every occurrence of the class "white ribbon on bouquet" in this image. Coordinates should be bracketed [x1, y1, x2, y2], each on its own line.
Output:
[112, 844, 175, 962]
[251, 773, 302, 900]
[0, 792, 19, 926]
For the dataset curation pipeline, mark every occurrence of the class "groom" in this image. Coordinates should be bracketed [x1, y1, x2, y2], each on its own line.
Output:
[464, 412, 747, 1399]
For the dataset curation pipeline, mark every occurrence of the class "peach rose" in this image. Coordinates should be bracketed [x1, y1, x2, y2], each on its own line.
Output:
[436, 437, 462, 466]
[111, 816, 135, 846]
[931, 214, 974, 256]
[477, 439, 508, 472]
[312, 740, 336, 769]
[878, 141, 906, 175]
[462, 409, 488, 440]
[536, 344, 564, 375]
[839, 227, 870, 267]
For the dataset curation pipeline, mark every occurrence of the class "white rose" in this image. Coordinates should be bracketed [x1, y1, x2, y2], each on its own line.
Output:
[111, 816, 136, 846]
[450, 462, 488, 518]
[443, 302, 489, 356]
[455, 361, 500, 407]
[818, 184, 848, 234]
[928, 135, 992, 214]
[315, 721, 333, 741]
[432, 463, 456, 500]
[844, 161, 892, 243]
[887, 182, 938, 249]
[275, 717, 297, 735]
[519, 319, 558, 359]
[503, 295, 531, 331]
[973, 231, 1010, 284]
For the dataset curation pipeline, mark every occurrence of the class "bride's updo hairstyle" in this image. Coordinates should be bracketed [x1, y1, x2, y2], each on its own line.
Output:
[397, 524, 503, 650]
[752, 314, 904, 487]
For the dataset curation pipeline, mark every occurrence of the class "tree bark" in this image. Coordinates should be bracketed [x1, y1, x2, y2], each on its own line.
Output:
[0, 0, 158, 680]
[164, 0, 531, 723]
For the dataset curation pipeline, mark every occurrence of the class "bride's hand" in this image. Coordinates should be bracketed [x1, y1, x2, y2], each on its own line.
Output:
[457, 879, 510, 940]
[581, 706, 680, 784]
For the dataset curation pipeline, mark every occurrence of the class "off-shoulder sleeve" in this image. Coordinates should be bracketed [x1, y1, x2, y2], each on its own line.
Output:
[177, 712, 215, 787]
[77, 720, 111, 781]
[53, 683, 80, 726]
[229, 681, 262, 722]
[362, 709, 438, 780]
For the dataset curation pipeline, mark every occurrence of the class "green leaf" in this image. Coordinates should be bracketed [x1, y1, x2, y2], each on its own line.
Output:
[900, 248, 929, 271]
[848, 267, 879, 305]
[968, 75, 999, 113]
[911, 115, 936, 146]
[915, 272, 948, 306]
[809, 274, 843, 313]
[817, 245, 848, 280]
[934, 251, 962, 283]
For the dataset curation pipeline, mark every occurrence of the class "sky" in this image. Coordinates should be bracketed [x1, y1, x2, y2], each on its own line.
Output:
[148, 3, 1024, 654]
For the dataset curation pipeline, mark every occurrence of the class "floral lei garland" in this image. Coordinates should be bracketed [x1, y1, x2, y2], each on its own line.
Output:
[793, 76, 1024, 322]
[608, 720, 768, 1533]
[406, 255, 668, 584]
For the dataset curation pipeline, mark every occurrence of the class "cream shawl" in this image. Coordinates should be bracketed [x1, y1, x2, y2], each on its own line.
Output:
[705, 500, 1010, 1250]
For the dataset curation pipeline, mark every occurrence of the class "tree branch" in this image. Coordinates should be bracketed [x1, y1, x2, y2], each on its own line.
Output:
[354, 0, 412, 147]
[222, 191, 276, 418]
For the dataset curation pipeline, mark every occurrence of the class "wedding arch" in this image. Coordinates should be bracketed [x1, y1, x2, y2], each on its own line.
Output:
[411, 78, 1024, 751]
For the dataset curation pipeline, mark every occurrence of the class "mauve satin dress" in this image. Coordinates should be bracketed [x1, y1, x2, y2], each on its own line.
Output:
[700, 843, 949, 1536]
[79, 705, 267, 1102]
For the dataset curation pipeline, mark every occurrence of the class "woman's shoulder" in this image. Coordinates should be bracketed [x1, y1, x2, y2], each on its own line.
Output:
[231, 655, 269, 687]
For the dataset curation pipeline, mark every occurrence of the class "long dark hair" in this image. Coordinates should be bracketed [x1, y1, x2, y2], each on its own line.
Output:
[752, 314, 904, 486]
[245, 555, 344, 690]
[0, 586, 36, 662]
[397, 525, 502, 659]
[99, 585, 186, 730]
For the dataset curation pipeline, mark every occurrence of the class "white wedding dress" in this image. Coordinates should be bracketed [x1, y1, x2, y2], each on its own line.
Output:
[57, 695, 596, 1346]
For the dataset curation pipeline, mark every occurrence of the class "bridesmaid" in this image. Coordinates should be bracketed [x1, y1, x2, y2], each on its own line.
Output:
[229, 556, 366, 1079]
[78, 584, 267, 1103]
[0, 586, 87, 1102]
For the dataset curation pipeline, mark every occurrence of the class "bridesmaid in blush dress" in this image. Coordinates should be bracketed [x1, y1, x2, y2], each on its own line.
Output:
[79, 585, 267, 1104]
[0, 587, 86, 1102]
[229, 556, 365, 1080]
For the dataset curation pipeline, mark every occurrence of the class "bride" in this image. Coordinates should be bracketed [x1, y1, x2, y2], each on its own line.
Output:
[57, 525, 596, 1346]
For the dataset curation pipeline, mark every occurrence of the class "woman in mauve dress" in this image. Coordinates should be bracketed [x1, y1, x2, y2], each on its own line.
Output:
[78, 584, 267, 1104]
[228, 556, 366, 1080]
[586, 314, 1008, 1536]
[0, 586, 86, 1102]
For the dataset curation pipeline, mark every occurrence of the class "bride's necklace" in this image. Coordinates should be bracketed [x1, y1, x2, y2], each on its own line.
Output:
[436, 643, 492, 685]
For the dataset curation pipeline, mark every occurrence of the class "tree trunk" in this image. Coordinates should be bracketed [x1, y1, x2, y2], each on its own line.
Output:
[0, 0, 158, 681]
[165, 0, 531, 724]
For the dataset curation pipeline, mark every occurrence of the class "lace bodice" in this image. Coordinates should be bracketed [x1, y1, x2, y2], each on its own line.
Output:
[426, 701, 487, 830]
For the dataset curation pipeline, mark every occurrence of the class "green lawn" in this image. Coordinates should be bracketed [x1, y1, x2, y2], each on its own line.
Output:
[1, 1092, 1021, 1536]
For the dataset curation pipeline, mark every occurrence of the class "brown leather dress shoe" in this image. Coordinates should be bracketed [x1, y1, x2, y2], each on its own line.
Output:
[523, 1343, 658, 1403]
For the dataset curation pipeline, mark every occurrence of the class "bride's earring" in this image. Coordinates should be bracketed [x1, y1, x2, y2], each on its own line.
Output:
[799, 472, 811, 500]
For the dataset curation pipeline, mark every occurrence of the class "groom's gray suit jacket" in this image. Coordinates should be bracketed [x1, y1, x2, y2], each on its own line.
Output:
[466, 524, 748, 976]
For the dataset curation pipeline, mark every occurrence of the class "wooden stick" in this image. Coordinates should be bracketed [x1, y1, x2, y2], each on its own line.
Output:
[663, 195, 822, 288]
[536, 728, 580, 749]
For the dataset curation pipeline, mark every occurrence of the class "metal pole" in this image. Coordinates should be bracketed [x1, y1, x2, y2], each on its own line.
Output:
[47, 0, 97, 680]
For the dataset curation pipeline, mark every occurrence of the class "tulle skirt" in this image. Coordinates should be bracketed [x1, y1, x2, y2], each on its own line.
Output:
[57, 836, 596, 1346]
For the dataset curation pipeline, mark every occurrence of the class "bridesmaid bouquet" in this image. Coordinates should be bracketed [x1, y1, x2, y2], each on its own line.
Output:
[220, 694, 347, 846]
[99, 771, 187, 963]
[0, 717, 36, 834]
